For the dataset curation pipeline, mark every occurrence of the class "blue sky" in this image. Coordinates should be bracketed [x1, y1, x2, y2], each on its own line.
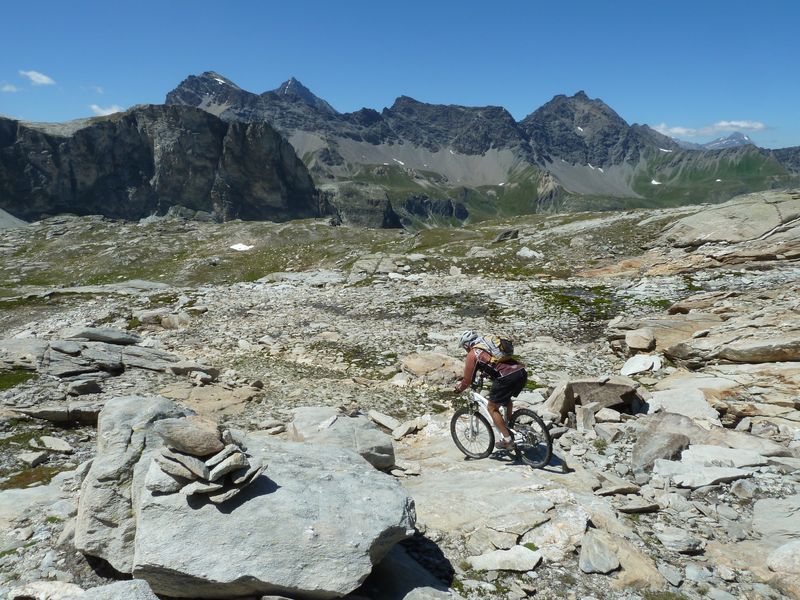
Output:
[1, 0, 798, 148]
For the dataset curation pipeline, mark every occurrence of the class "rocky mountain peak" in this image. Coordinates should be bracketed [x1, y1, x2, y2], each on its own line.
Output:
[521, 91, 648, 166]
[197, 71, 241, 90]
[270, 77, 337, 114]
[703, 131, 754, 150]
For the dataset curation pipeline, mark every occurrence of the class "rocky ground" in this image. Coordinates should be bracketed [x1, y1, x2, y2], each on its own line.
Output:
[0, 189, 798, 599]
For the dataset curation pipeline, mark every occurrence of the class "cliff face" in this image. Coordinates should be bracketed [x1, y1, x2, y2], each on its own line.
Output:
[0, 105, 322, 222]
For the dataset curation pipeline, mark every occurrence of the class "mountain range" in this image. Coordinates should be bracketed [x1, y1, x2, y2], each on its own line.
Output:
[166, 72, 799, 224]
[0, 72, 797, 228]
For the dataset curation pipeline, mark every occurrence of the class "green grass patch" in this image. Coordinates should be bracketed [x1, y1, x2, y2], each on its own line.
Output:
[529, 285, 619, 321]
[0, 369, 36, 391]
[0, 465, 65, 491]
[643, 593, 688, 600]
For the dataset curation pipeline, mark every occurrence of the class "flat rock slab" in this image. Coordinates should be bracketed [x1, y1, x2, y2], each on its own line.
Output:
[467, 545, 542, 572]
[653, 459, 752, 489]
[661, 191, 800, 246]
[681, 444, 768, 468]
[0, 338, 50, 369]
[63, 326, 141, 345]
[133, 435, 415, 599]
[656, 526, 704, 554]
[752, 495, 800, 546]
[8, 581, 85, 599]
[290, 406, 395, 469]
[617, 499, 659, 514]
[400, 352, 461, 384]
[64, 579, 160, 599]
[158, 382, 258, 416]
[647, 388, 721, 425]
[609, 313, 724, 351]
[620, 354, 657, 376]
[595, 472, 640, 496]
[368, 410, 401, 432]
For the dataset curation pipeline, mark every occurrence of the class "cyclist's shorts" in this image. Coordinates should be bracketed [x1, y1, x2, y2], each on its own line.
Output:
[490, 368, 527, 405]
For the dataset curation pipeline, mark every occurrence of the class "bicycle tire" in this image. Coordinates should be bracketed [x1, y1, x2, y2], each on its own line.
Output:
[509, 408, 553, 469]
[450, 407, 495, 459]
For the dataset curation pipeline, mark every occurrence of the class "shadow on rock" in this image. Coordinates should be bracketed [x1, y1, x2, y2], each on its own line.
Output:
[185, 475, 281, 513]
[347, 535, 454, 599]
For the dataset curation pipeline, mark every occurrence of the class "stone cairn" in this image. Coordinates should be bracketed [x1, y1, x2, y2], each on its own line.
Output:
[145, 415, 266, 504]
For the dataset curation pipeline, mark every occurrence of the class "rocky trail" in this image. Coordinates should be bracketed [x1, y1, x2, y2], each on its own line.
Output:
[0, 189, 799, 600]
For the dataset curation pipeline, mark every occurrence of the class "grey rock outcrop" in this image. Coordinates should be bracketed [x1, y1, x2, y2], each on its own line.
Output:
[73, 397, 414, 599]
[0, 104, 322, 223]
[74, 396, 191, 573]
[661, 191, 800, 247]
[133, 435, 415, 599]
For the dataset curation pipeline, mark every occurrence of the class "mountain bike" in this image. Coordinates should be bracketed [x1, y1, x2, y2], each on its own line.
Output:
[450, 375, 553, 468]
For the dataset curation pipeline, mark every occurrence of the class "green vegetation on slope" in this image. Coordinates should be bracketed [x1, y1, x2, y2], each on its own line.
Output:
[632, 147, 794, 204]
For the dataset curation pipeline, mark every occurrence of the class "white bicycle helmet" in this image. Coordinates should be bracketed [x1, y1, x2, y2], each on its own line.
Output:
[459, 330, 479, 348]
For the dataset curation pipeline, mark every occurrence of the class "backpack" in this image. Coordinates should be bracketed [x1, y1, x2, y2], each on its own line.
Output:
[473, 335, 515, 364]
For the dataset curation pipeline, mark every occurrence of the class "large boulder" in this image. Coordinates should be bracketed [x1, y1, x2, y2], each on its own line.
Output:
[290, 406, 395, 469]
[75, 396, 190, 573]
[544, 376, 644, 422]
[132, 435, 415, 599]
[569, 376, 644, 411]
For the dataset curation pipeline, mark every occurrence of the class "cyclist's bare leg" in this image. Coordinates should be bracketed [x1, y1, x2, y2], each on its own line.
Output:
[487, 401, 511, 440]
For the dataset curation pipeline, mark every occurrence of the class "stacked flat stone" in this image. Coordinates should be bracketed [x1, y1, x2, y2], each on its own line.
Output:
[146, 415, 267, 504]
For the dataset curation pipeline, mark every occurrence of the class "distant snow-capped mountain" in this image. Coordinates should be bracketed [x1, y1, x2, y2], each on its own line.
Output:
[674, 131, 755, 151]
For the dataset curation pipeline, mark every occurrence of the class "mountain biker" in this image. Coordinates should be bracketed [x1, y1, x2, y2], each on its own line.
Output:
[454, 330, 528, 450]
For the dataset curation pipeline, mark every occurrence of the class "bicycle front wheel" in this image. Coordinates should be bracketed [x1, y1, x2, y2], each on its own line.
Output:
[450, 408, 495, 459]
[509, 408, 553, 469]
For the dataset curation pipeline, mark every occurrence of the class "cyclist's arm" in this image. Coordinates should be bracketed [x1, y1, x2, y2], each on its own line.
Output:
[454, 350, 479, 392]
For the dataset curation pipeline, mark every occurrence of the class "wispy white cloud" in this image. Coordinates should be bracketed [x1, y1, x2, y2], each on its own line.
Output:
[19, 70, 56, 85]
[653, 120, 766, 138]
[90, 85, 104, 94]
[1, 83, 20, 93]
[90, 104, 124, 116]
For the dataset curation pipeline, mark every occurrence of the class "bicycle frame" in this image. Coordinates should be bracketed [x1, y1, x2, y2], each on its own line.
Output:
[465, 385, 518, 440]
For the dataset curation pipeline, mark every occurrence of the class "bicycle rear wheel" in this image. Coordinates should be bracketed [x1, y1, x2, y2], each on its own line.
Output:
[509, 408, 553, 468]
[450, 407, 494, 459]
